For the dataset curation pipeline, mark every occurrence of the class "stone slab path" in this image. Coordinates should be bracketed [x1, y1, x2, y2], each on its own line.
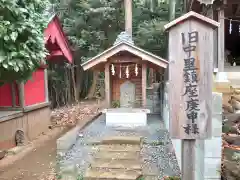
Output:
[84, 136, 143, 180]
[59, 114, 180, 179]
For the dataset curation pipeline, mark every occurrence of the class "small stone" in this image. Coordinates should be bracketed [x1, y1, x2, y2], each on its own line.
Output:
[78, 133, 84, 138]
[0, 150, 6, 160]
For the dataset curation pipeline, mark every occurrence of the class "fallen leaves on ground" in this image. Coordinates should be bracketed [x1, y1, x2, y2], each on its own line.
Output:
[38, 168, 56, 180]
[50, 100, 105, 127]
[40, 100, 106, 180]
[222, 92, 240, 180]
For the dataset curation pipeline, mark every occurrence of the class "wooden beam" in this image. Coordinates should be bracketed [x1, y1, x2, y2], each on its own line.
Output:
[226, 0, 240, 4]
[105, 62, 111, 107]
[206, 7, 218, 71]
[11, 83, 16, 107]
[46, 51, 63, 60]
[109, 56, 141, 64]
[235, 4, 240, 15]
[0, 112, 24, 123]
[0, 107, 22, 111]
[51, 50, 63, 56]
[18, 82, 25, 108]
[82, 44, 168, 71]
[218, 8, 225, 71]
[124, 0, 132, 36]
[23, 102, 50, 112]
[181, 140, 195, 180]
[169, 0, 176, 20]
[44, 69, 49, 102]
[142, 63, 147, 107]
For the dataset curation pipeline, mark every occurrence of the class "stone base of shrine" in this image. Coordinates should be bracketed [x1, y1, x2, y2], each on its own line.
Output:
[0, 103, 51, 149]
[102, 108, 150, 127]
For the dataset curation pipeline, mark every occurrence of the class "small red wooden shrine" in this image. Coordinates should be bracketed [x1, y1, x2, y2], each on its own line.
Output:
[0, 15, 73, 149]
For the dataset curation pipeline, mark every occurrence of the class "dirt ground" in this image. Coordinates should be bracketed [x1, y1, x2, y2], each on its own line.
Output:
[0, 100, 104, 180]
[0, 128, 68, 180]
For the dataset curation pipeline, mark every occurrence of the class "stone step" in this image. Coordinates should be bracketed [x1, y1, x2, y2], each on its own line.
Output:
[84, 168, 142, 180]
[100, 136, 142, 145]
[91, 159, 141, 170]
[143, 175, 159, 180]
[95, 151, 140, 160]
[94, 144, 141, 152]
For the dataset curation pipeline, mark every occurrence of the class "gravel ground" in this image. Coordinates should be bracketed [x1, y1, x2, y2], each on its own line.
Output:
[58, 114, 181, 179]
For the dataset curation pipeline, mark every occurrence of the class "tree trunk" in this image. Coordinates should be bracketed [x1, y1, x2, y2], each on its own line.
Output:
[87, 70, 100, 99]
[71, 66, 78, 102]
[75, 65, 83, 100]
[68, 68, 72, 104]
[74, 50, 83, 101]
[150, 68, 154, 85]
[169, 0, 176, 20]
[183, 0, 188, 13]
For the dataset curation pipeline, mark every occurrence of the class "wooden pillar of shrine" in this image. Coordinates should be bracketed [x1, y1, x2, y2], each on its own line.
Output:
[142, 63, 147, 107]
[105, 62, 111, 107]
[44, 69, 49, 102]
[11, 83, 16, 107]
[18, 82, 25, 108]
[217, 7, 225, 71]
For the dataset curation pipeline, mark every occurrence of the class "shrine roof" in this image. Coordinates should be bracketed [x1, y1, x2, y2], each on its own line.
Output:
[44, 14, 73, 63]
[164, 11, 220, 31]
[81, 41, 168, 71]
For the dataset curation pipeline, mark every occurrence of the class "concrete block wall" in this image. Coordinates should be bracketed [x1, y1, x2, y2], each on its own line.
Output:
[204, 92, 222, 180]
[163, 82, 222, 180]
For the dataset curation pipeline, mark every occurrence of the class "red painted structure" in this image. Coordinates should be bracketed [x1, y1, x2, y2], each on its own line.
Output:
[0, 14, 73, 149]
[24, 70, 46, 106]
[0, 15, 72, 108]
[45, 15, 73, 63]
[0, 84, 19, 107]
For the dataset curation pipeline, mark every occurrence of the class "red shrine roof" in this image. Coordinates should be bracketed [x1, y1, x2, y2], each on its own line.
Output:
[44, 15, 73, 63]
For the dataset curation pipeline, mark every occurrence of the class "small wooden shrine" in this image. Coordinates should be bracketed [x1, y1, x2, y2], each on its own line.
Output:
[0, 15, 73, 149]
[82, 0, 168, 109]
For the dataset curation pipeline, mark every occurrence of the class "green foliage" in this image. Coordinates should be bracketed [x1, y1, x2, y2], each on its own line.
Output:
[232, 152, 240, 164]
[136, 176, 144, 180]
[53, 0, 124, 63]
[134, 19, 168, 58]
[149, 140, 164, 146]
[164, 177, 181, 180]
[112, 100, 120, 108]
[0, 0, 49, 83]
[47, 0, 184, 105]
[133, 0, 183, 58]
[77, 174, 83, 180]
[52, 0, 184, 63]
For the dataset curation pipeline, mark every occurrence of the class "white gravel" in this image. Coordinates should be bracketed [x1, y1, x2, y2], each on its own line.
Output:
[57, 114, 181, 179]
